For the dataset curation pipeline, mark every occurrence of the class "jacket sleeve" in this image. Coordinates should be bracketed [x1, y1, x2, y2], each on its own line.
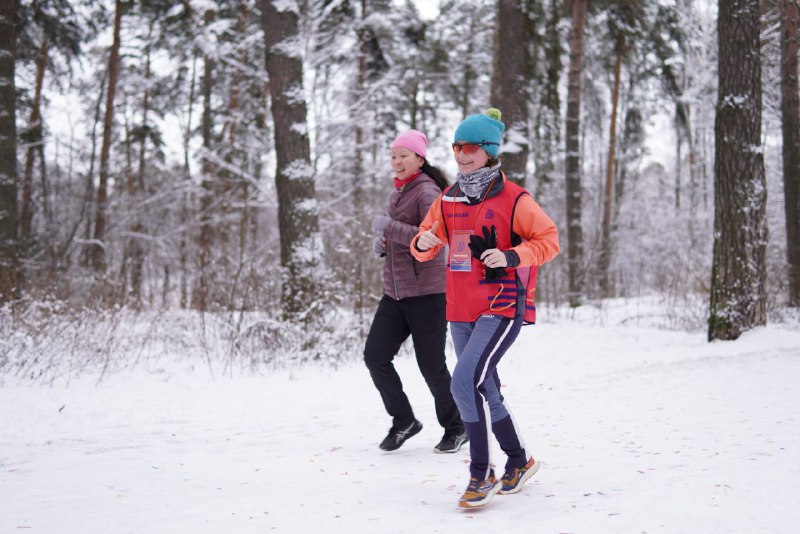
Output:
[510, 194, 560, 267]
[384, 219, 418, 248]
[384, 182, 441, 247]
[411, 194, 447, 262]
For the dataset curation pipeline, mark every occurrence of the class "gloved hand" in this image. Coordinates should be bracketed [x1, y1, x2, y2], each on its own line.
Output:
[469, 225, 507, 280]
[373, 236, 386, 257]
[372, 214, 391, 236]
[468, 225, 497, 259]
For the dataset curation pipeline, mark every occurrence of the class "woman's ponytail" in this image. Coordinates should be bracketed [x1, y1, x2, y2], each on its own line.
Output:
[421, 160, 449, 192]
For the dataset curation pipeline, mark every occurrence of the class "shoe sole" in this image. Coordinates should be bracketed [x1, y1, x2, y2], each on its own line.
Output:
[498, 459, 540, 495]
[458, 482, 501, 509]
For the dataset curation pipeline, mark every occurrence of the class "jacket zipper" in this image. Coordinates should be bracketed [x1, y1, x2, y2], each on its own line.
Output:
[391, 188, 402, 299]
[390, 241, 399, 300]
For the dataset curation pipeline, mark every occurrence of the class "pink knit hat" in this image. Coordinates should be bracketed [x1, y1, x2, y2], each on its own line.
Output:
[391, 129, 428, 158]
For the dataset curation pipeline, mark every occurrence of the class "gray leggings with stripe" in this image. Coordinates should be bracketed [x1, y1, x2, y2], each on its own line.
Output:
[450, 314, 530, 479]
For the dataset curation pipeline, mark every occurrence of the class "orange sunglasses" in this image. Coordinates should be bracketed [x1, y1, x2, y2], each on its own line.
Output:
[452, 141, 499, 155]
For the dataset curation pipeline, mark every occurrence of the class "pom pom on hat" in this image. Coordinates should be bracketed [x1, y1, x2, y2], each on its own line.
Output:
[453, 108, 505, 157]
[391, 129, 428, 158]
[485, 108, 502, 121]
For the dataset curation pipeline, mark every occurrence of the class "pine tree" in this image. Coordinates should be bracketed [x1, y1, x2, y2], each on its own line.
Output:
[491, 0, 530, 186]
[597, 2, 647, 297]
[261, 0, 320, 322]
[0, 0, 20, 302]
[565, 0, 588, 306]
[709, 0, 767, 340]
[780, 0, 800, 306]
[533, 0, 561, 196]
[16, 0, 83, 261]
[436, 0, 494, 119]
[92, 0, 125, 274]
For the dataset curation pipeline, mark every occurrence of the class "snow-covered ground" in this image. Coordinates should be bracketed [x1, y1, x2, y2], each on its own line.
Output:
[2, 301, 800, 533]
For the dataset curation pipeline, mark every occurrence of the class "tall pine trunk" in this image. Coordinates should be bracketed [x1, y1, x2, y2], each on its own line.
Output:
[491, 0, 530, 186]
[351, 0, 368, 319]
[0, 0, 20, 302]
[458, 14, 478, 119]
[708, 0, 767, 341]
[534, 0, 561, 196]
[194, 8, 216, 312]
[565, 0, 588, 307]
[261, 0, 319, 322]
[125, 20, 153, 305]
[20, 36, 47, 250]
[781, 0, 800, 306]
[180, 57, 197, 309]
[92, 0, 123, 273]
[599, 43, 622, 297]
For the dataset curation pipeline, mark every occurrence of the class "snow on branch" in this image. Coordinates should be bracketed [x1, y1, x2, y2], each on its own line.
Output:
[271, 0, 300, 15]
[719, 94, 752, 108]
[502, 124, 529, 155]
[273, 35, 304, 60]
[283, 159, 313, 181]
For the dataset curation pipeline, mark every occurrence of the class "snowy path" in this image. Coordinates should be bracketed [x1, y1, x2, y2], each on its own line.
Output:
[2, 317, 800, 533]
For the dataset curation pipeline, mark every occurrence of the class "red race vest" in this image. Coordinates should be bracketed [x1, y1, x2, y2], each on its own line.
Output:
[441, 180, 538, 324]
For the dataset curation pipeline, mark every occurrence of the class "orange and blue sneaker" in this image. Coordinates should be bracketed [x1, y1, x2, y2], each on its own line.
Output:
[457, 472, 500, 508]
[498, 457, 540, 494]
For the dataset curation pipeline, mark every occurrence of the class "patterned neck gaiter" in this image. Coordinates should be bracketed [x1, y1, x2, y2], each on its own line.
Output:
[456, 163, 501, 200]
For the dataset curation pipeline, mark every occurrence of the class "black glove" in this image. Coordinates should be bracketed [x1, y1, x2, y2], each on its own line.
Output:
[484, 264, 507, 281]
[468, 225, 496, 259]
[468, 225, 507, 280]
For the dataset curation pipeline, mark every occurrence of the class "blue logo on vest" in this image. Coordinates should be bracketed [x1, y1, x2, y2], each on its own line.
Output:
[485, 209, 495, 219]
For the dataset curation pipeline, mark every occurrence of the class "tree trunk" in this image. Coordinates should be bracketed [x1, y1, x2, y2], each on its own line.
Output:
[675, 132, 682, 210]
[599, 44, 622, 297]
[565, 0, 588, 307]
[615, 103, 642, 233]
[181, 57, 197, 309]
[709, 0, 767, 341]
[193, 8, 216, 312]
[352, 0, 367, 319]
[0, 0, 20, 302]
[534, 0, 561, 196]
[92, 0, 124, 273]
[80, 67, 107, 268]
[261, 0, 320, 322]
[781, 0, 800, 306]
[223, 1, 253, 313]
[459, 18, 477, 119]
[491, 0, 530, 186]
[126, 20, 153, 305]
[20, 36, 48, 250]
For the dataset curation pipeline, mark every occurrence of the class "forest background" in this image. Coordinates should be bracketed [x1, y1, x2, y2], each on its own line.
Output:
[0, 0, 798, 381]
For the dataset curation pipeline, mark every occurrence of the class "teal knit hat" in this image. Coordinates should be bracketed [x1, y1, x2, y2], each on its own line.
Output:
[453, 108, 505, 157]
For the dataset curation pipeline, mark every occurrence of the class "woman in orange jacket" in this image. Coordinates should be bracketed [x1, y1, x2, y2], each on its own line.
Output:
[411, 108, 559, 509]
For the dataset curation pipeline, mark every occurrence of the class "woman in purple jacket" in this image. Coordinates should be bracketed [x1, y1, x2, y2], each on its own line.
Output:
[365, 129, 467, 454]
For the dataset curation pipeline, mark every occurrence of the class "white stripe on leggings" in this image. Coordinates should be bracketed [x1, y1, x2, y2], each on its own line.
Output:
[474, 317, 516, 480]
[502, 401, 529, 462]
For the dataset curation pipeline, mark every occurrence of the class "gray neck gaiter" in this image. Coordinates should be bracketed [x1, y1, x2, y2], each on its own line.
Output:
[456, 163, 501, 200]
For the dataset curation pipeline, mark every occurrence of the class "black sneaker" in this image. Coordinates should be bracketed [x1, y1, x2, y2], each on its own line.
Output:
[434, 431, 468, 453]
[379, 420, 423, 451]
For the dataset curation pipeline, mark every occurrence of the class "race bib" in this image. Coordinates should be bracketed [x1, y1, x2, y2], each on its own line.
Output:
[449, 230, 473, 272]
